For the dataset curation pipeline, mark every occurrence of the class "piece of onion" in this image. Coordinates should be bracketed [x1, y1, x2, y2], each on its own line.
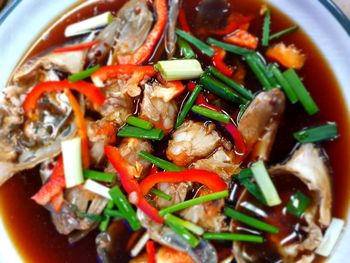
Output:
[83, 179, 112, 199]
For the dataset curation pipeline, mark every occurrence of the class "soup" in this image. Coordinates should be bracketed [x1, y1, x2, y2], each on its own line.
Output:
[0, 0, 349, 262]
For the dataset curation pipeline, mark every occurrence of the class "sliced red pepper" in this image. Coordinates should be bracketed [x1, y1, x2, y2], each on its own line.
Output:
[212, 47, 234, 77]
[23, 80, 105, 115]
[65, 89, 90, 169]
[146, 241, 156, 263]
[104, 145, 164, 224]
[140, 170, 227, 195]
[32, 156, 65, 206]
[51, 191, 64, 212]
[53, 40, 99, 53]
[224, 29, 258, 50]
[225, 122, 246, 155]
[212, 14, 253, 36]
[149, 165, 158, 175]
[178, 8, 191, 33]
[187, 82, 221, 112]
[117, 0, 167, 65]
[91, 65, 156, 87]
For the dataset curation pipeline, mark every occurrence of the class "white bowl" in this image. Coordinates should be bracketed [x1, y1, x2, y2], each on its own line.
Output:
[0, 0, 349, 262]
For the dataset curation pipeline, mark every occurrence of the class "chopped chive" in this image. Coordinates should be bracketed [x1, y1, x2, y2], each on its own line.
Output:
[177, 37, 196, 59]
[203, 232, 264, 243]
[165, 214, 204, 235]
[68, 65, 100, 82]
[283, 69, 319, 115]
[262, 9, 271, 47]
[286, 191, 311, 217]
[191, 105, 230, 123]
[109, 187, 141, 231]
[207, 38, 252, 56]
[176, 85, 202, 128]
[199, 74, 244, 104]
[270, 64, 298, 103]
[244, 53, 273, 90]
[269, 25, 299, 40]
[235, 169, 266, 204]
[224, 207, 278, 234]
[251, 160, 281, 207]
[166, 220, 200, 248]
[159, 190, 228, 216]
[151, 188, 173, 201]
[138, 151, 183, 172]
[293, 123, 338, 143]
[77, 211, 105, 222]
[99, 200, 114, 232]
[118, 126, 164, 141]
[104, 209, 125, 218]
[176, 29, 214, 57]
[126, 116, 153, 130]
[156, 59, 204, 81]
[207, 66, 254, 101]
[83, 170, 115, 183]
[265, 64, 278, 87]
[236, 168, 253, 180]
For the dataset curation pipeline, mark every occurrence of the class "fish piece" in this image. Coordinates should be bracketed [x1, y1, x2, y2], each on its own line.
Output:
[238, 88, 285, 153]
[191, 147, 239, 182]
[155, 182, 189, 209]
[166, 121, 221, 166]
[140, 81, 178, 134]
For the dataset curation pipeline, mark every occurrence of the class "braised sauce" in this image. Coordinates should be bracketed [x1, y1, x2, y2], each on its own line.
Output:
[0, 0, 349, 262]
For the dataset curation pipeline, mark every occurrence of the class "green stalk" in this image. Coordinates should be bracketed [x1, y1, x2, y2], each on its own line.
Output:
[293, 123, 338, 143]
[165, 214, 204, 235]
[118, 126, 164, 140]
[177, 37, 196, 59]
[224, 207, 278, 234]
[270, 64, 298, 103]
[207, 38, 252, 56]
[138, 151, 183, 172]
[166, 221, 200, 248]
[203, 232, 263, 243]
[269, 25, 299, 40]
[191, 105, 230, 123]
[244, 53, 273, 90]
[151, 188, 173, 201]
[159, 190, 228, 216]
[262, 9, 271, 47]
[68, 65, 100, 82]
[83, 170, 115, 183]
[126, 116, 153, 130]
[176, 85, 202, 128]
[176, 29, 214, 57]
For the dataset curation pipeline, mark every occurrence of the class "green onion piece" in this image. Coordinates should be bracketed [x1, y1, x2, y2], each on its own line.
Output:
[236, 168, 253, 180]
[176, 85, 202, 128]
[118, 126, 164, 141]
[203, 232, 264, 243]
[151, 188, 173, 201]
[207, 38, 252, 56]
[270, 64, 298, 103]
[199, 74, 244, 104]
[177, 37, 195, 59]
[62, 137, 84, 188]
[265, 64, 278, 87]
[236, 169, 266, 204]
[99, 200, 114, 232]
[244, 53, 273, 90]
[159, 190, 228, 216]
[283, 69, 319, 115]
[165, 214, 204, 235]
[269, 25, 299, 40]
[262, 9, 271, 47]
[166, 220, 200, 248]
[286, 191, 311, 217]
[68, 65, 100, 82]
[251, 160, 281, 207]
[207, 66, 254, 101]
[156, 59, 204, 81]
[176, 29, 214, 57]
[104, 209, 125, 219]
[83, 170, 115, 183]
[191, 105, 230, 124]
[126, 116, 153, 130]
[77, 211, 105, 222]
[224, 207, 278, 234]
[109, 187, 141, 231]
[138, 151, 183, 172]
[293, 123, 338, 143]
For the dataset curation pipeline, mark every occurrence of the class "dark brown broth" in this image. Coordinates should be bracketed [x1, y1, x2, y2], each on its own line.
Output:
[0, 0, 349, 262]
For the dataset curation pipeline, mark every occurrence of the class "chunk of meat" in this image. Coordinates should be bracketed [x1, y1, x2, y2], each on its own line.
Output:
[266, 43, 306, 69]
[139, 81, 178, 134]
[155, 182, 190, 209]
[238, 88, 285, 153]
[156, 246, 194, 263]
[181, 188, 228, 232]
[166, 121, 221, 166]
[118, 138, 153, 178]
[191, 147, 239, 182]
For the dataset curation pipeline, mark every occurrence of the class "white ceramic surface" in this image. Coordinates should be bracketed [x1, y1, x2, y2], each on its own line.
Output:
[0, 0, 349, 262]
